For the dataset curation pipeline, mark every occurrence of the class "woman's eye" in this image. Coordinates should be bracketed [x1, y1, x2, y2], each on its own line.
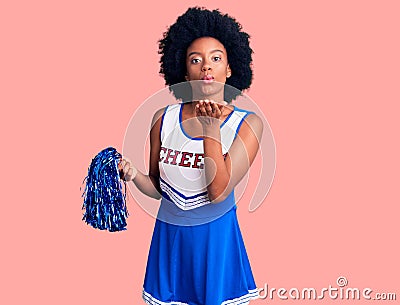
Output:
[213, 56, 222, 62]
[191, 58, 201, 64]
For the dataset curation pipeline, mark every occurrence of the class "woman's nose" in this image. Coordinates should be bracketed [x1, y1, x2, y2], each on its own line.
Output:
[201, 62, 211, 71]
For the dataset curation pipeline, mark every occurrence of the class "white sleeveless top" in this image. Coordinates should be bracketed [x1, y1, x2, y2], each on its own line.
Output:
[159, 103, 251, 211]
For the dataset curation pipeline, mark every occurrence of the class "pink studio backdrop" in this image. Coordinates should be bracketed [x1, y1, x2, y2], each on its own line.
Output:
[1, 1, 399, 304]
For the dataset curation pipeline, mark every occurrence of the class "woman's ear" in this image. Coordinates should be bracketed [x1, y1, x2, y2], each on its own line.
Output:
[185, 74, 189, 81]
[226, 65, 232, 78]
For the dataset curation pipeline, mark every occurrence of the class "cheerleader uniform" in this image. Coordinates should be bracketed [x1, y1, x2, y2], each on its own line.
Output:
[142, 103, 259, 305]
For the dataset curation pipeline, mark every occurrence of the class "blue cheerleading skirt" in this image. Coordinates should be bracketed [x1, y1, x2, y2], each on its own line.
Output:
[142, 195, 259, 305]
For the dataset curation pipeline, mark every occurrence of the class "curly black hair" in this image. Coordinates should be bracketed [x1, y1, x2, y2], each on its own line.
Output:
[158, 7, 253, 100]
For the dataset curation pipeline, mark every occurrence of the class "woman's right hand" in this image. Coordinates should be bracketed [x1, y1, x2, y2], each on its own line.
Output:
[118, 157, 138, 182]
[195, 100, 223, 127]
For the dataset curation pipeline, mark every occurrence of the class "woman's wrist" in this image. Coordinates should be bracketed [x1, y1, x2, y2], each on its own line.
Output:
[130, 166, 138, 181]
[202, 125, 220, 139]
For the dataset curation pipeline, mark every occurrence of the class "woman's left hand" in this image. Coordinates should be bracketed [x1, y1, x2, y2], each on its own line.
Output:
[195, 100, 224, 128]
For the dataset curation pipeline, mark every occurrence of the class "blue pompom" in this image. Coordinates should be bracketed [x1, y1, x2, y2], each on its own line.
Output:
[81, 147, 129, 232]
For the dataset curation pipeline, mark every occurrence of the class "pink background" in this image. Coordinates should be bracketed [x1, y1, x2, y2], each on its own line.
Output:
[1, 0, 399, 304]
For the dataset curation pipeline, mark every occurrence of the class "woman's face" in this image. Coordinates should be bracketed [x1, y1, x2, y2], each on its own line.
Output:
[185, 37, 231, 84]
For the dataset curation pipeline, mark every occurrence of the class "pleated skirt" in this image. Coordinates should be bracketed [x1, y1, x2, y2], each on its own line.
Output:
[142, 205, 259, 305]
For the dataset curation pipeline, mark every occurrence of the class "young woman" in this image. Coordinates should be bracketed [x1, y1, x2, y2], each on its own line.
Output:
[119, 7, 263, 305]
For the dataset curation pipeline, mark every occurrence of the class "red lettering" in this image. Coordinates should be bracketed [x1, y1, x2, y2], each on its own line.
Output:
[159, 147, 167, 161]
[179, 152, 193, 167]
[192, 153, 204, 169]
[163, 149, 180, 165]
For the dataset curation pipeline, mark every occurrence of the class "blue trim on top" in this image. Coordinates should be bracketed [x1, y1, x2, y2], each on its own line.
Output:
[220, 105, 236, 128]
[179, 103, 237, 140]
[233, 107, 256, 141]
[233, 105, 255, 115]
[159, 105, 169, 141]
[159, 177, 209, 200]
[234, 113, 250, 140]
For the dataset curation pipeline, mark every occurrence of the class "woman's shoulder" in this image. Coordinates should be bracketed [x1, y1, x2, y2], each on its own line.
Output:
[151, 103, 182, 127]
[232, 106, 261, 123]
[151, 107, 166, 125]
[233, 106, 263, 138]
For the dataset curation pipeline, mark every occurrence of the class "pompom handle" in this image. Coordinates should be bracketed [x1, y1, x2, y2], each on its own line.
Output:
[81, 147, 129, 232]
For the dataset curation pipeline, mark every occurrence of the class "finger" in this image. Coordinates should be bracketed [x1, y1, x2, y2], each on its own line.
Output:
[126, 167, 133, 181]
[208, 101, 219, 116]
[124, 162, 131, 174]
[118, 159, 125, 171]
[119, 161, 125, 179]
[205, 103, 213, 115]
[212, 103, 222, 117]
[199, 103, 207, 116]
[196, 104, 204, 117]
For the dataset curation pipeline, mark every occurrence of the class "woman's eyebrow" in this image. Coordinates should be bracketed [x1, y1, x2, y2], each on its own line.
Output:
[187, 49, 225, 57]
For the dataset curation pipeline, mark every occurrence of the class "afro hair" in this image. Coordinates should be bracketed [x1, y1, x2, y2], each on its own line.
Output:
[158, 7, 254, 97]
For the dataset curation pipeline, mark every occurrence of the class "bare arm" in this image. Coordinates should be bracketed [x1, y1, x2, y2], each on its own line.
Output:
[118, 108, 165, 200]
[197, 101, 263, 202]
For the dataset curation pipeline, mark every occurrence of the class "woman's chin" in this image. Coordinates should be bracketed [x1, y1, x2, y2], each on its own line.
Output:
[190, 80, 225, 101]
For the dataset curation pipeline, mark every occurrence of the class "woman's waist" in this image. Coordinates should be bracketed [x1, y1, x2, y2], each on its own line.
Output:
[156, 191, 236, 226]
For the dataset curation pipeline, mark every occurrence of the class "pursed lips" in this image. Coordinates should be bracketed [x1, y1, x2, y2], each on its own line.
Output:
[201, 75, 214, 83]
